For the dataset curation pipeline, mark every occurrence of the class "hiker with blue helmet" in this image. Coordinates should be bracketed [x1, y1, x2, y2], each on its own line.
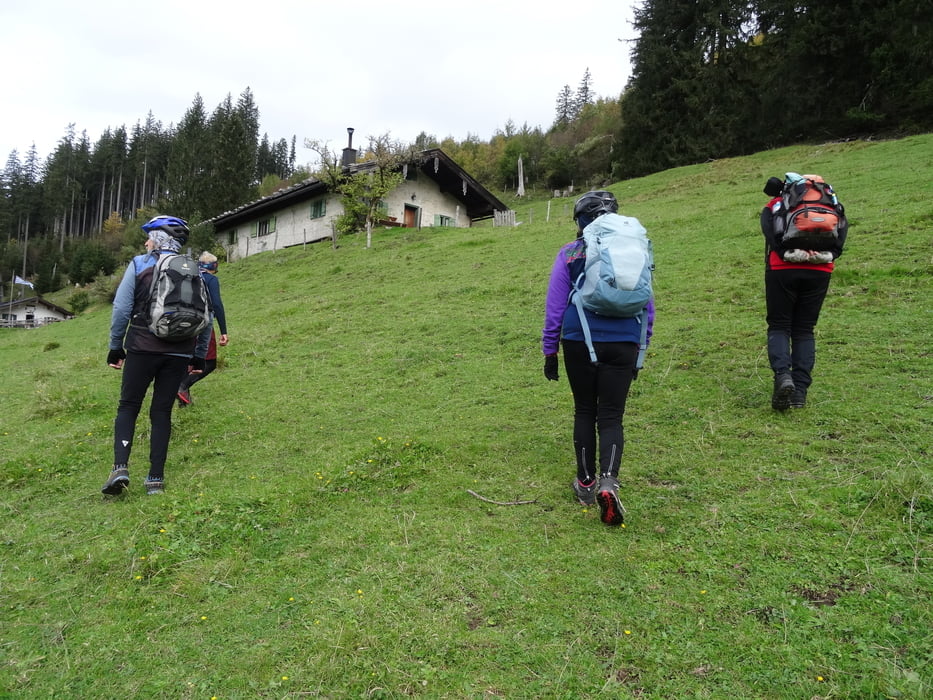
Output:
[542, 190, 655, 526]
[102, 215, 203, 496]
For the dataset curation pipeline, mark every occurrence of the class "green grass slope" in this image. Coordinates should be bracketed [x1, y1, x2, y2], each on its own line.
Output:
[1, 135, 931, 699]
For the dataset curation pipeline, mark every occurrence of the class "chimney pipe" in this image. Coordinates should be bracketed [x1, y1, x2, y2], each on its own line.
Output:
[341, 127, 357, 167]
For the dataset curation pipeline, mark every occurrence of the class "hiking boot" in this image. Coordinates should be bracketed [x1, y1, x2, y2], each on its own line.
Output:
[101, 467, 130, 495]
[177, 389, 192, 406]
[144, 477, 165, 495]
[771, 372, 795, 411]
[596, 476, 626, 526]
[789, 390, 807, 409]
[571, 478, 597, 506]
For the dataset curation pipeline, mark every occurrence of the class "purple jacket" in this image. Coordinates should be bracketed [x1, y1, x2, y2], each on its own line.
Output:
[542, 238, 655, 356]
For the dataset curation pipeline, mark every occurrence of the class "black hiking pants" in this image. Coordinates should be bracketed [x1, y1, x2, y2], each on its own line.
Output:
[113, 352, 190, 479]
[562, 340, 638, 483]
[765, 267, 831, 393]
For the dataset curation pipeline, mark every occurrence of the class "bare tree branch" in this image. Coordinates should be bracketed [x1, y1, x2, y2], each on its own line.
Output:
[467, 490, 537, 506]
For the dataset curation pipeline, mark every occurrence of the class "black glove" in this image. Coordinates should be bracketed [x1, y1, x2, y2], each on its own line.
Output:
[544, 355, 559, 381]
[107, 348, 126, 366]
[190, 356, 206, 373]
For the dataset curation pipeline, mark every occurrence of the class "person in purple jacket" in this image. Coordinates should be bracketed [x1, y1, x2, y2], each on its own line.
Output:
[542, 191, 655, 525]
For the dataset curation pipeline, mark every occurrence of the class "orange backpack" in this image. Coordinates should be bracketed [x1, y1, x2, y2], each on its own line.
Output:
[775, 174, 844, 251]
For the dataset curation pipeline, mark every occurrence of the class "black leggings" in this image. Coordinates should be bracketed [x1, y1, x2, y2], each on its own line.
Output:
[113, 352, 189, 479]
[562, 340, 638, 482]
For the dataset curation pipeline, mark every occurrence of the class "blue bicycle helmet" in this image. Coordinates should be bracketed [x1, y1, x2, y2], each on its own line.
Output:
[142, 215, 190, 245]
[573, 190, 618, 233]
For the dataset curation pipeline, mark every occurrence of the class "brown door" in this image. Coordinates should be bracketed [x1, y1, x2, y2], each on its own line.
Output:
[403, 205, 419, 228]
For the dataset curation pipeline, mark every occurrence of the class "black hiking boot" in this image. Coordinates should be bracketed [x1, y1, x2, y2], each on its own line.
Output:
[771, 373, 795, 411]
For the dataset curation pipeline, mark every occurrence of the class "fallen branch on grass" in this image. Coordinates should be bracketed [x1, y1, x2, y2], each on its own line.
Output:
[467, 489, 537, 506]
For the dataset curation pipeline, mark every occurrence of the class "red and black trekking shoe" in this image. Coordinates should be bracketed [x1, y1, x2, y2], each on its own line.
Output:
[596, 476, 626, 526]
[571, 478, 597, 506]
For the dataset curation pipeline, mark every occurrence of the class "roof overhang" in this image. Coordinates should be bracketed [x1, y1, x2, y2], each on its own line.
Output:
[209, 178, 329, 231]
[414, 148, 508, 220]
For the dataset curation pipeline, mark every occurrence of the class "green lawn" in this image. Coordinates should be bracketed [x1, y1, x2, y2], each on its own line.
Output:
[1, 135, 930, 699]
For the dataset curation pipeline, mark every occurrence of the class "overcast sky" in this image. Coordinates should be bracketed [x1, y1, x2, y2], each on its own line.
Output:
[0, 0, 638, 169]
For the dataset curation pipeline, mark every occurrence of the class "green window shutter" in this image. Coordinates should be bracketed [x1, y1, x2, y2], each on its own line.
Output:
[270, 216, 277, 233]
[434, 214, 441, 226]
[251, 222, 258, 238]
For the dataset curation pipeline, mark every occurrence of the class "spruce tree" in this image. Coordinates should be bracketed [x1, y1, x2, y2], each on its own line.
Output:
[165, 94, 210, 219]
[554, 85, 574, 128]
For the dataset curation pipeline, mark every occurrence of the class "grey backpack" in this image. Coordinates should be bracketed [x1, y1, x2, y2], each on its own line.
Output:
[146, 253, 210, 341]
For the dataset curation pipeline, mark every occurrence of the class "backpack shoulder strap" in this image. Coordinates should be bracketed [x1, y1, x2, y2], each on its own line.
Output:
[571, 289, 599, 364]
[148, 252, 174, 296]
[635, 306, 650, 370]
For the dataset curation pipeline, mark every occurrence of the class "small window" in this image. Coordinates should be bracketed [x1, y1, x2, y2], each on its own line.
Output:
[434, 214, 453, 227]
[253, 216, 277, 237]
[227, 229, 238, 245]
[404, 165, 418, 181]
[310, 199, 326, 219]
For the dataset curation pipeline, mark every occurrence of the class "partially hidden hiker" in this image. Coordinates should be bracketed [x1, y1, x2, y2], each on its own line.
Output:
[761, 173, 848, 410]
[542, 190, 655, 526]
[177, 252, 229, 407]
[102, 215, 204, 496]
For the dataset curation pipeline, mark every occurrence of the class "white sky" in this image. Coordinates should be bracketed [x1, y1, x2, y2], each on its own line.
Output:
[0, 0, 639, 168]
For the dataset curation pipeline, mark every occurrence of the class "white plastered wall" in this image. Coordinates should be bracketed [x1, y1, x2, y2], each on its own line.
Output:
[216, 178, 471, 261]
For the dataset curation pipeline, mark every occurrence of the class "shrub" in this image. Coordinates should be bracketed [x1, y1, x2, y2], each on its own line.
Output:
[69, 290, 90, 314]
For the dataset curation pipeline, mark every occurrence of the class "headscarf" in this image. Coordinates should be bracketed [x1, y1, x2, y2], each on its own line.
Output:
[148, 230, 182, 254]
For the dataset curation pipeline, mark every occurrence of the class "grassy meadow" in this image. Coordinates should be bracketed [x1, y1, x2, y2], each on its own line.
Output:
[1, 135, 931, 699]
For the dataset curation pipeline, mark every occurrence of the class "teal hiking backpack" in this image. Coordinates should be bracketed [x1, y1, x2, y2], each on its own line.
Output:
[570, 212, 654, 367]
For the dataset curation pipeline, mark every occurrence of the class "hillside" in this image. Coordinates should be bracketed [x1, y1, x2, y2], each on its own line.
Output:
[1, 135, 931, 698]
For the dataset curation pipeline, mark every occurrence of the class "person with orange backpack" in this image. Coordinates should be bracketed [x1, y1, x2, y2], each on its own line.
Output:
[761, 174, 848, 410]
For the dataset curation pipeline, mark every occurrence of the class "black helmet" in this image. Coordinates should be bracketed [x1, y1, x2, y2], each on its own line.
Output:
[573, 190, 618, 232]
[142, 215, 190, 245]
[763, 177, 784, 197]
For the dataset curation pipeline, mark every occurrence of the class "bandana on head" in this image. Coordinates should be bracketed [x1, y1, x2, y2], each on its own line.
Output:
[148, 230, 182, 253]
